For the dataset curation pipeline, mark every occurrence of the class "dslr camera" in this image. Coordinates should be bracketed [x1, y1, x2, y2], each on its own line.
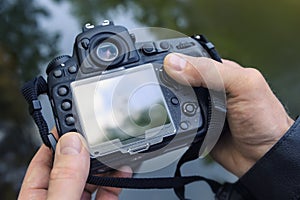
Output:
[45, 20, 225, 174]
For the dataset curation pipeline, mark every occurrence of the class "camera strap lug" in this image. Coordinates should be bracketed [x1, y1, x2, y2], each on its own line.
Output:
[192, 35, 222, 62]
[47, 132, 57, 153]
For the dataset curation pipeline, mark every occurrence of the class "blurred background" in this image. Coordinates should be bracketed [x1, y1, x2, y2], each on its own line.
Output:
[1, 0, 300, 199]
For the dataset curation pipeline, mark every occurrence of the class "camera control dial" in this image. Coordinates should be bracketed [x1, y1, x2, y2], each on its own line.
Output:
[46, 55, 71, 75]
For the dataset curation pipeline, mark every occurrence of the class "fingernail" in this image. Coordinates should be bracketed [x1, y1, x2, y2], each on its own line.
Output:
[118, 166, 133, 174]
[59, 133, 82, 155]
[167, 54, 187, 71]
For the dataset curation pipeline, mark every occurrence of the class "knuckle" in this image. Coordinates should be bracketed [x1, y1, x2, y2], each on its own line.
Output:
[222, 59, 242, 69]
[243, 67, 265, 87]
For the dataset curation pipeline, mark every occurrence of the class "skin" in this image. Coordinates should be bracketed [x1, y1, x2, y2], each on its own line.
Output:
[163, 54, 294, 177]
[19, 53, 294, 199]
[18, 132, 132, 200]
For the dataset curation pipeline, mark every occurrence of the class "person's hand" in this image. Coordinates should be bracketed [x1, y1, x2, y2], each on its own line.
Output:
[18, 132, 132, 200]
[164, 54, 294, 177]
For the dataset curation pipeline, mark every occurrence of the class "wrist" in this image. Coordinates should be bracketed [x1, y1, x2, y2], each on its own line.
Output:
[236, 115, 294, 177]
[212, 114, 294, 177]
[236, 117, 300, 199]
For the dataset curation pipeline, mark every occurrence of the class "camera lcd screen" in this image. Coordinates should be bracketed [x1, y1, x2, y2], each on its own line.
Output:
[71, 64, 175, 155]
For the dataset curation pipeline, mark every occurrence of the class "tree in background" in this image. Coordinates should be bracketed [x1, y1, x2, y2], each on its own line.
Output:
[0, 0, 58, 198]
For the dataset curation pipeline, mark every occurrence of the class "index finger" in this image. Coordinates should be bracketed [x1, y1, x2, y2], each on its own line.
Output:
[18, 128, 59, 199]
[18, 144, 53, 199]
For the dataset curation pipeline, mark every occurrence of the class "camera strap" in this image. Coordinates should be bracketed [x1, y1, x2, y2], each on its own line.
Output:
[22, 76, 57, 150]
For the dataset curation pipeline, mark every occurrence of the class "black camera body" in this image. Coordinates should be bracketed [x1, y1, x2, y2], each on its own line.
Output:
[46, 21, 221, 174]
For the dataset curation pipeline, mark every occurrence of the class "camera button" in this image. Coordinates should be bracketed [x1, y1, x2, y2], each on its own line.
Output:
[142, 43, 156, 54]
[68, 65, 78, 74]
[160, 41, 170, 50]
[182, 102, 198, 116]
[53, 69, 63, 78]
[65, 115, 75, 126]
[171, 97, 179, 105]
[180, 121, 189, 130]
[61, 100, 72, 111]
[58, 86, 68, 96]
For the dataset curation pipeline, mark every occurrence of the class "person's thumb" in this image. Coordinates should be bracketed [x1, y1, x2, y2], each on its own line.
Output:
[47, 132, 90, 200]
[164, 53, 242, 92]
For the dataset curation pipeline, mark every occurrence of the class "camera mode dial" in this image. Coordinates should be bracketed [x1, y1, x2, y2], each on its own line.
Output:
[46, 55, 71, 75]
